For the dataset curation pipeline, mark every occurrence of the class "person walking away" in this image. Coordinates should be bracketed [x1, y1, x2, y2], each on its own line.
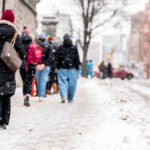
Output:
[56, 33, 80, 103]
[36, 34, 53, 102]
[46, 36, 59, 94]
[99, 61, 106, 79]
[89, 60, 94, 78]
[0, 10, 25, 129]
[19, 26, 36, 107]
[86, 60, 90, 77]
[107, 62, 113, 78]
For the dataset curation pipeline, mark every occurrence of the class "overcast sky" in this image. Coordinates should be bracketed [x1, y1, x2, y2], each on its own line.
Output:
[37, 0, 149, 16]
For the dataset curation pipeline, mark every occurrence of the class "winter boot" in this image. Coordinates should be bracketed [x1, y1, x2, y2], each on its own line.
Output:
[24, 96, 30, 107]
[46, 90, 53, 95]
[61, 99, 66, 103]
[53, 83, 59, 94]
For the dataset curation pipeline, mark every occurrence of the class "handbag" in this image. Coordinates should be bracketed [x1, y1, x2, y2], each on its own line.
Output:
[0, 33, 22, 72]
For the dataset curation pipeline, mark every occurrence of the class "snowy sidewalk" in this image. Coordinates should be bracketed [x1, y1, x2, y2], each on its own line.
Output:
[0, 78, 150, 150]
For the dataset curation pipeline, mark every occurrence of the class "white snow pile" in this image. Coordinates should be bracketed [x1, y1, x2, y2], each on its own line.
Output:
[0, 78, 150, 149]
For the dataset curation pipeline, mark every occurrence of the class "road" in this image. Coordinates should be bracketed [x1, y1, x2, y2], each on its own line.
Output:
[0, 78, 150, 150]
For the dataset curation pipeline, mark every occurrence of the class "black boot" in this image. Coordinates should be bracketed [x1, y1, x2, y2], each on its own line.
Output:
[24, 96, 30, 107]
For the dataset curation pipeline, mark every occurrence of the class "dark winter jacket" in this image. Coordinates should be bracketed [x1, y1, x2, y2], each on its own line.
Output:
[106, 63, 113, 78]
[37, 40, 53, 67]
[107, 63, 112, 73]
[99, 63, 106, 73]
[0, 20, 25, 96]
[48, 41, 58, 72]
[20, 34, 36, 70]
[56, 38, 80, 70]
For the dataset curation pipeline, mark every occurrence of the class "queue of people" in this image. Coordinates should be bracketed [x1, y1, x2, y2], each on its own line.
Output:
[0, 9, 81, 129]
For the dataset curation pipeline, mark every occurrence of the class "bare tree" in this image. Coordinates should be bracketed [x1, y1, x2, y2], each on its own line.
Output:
[74, 0, 130, 77]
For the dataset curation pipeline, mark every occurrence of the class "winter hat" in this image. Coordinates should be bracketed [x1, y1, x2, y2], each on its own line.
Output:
[63, 33, 71, 40]
[1, 9, 15, 23]
[22, 26, 30, 35]
[39, 33, 46, 40]
[48, 36, 54, 41]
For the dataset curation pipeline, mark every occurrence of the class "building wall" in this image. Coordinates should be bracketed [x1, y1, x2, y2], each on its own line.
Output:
[130, 12, 144, 60]
[0, 0, 39, 86]
[0, 0, 38, 39]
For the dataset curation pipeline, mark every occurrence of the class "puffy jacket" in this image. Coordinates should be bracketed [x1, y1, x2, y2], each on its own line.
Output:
[20, 34, 36, 70]
[56, 38, 80, 70]
[0, 20, 25, 96]
[37, 40, 53, 67]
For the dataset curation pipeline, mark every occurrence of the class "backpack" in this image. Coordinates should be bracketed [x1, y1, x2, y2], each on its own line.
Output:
[27, 43, 43, 64]
[25, 43, 43, 71]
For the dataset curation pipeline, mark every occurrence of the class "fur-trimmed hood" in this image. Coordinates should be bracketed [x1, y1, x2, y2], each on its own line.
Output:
[0, 20, 18, 41]
[0, 20, 17, 32]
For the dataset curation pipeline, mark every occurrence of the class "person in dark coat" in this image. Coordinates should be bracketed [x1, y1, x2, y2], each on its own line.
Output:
[19, 26, 36, 107]
[99, 61, 106, 79]
[46, 36, 58, 94]
[106, 62, 113, 78]
[0, 10, 25, 129]
[36, 33, 53, 102]
[56, 33, 80, 103]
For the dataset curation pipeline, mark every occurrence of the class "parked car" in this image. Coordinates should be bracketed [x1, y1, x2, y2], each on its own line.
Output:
[112, 69, 134, 80]
[94, 67, 134, 80]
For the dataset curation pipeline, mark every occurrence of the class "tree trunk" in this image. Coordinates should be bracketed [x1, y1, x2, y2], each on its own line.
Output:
[82, 48, 88, 77]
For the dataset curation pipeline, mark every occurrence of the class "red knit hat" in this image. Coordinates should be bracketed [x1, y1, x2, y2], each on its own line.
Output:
[1, 9, 15, 23]
[22, 26, 30, 35]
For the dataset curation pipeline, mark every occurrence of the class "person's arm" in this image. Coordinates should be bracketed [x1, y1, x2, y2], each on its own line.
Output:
[14, 34, 25, 61]
[42, 44, 53, 66]
[55, 46, 61, 69]
[74, 46, 81, 70]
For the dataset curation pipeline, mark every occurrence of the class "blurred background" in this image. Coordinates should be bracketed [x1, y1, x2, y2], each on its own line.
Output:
[1, 0, 150, 79]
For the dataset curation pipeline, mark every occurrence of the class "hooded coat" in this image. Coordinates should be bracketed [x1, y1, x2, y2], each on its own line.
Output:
[56, 37, 80, 70]
[37, 40, 53, 67]
[20, 34, 36, 70]
[0, 20, 25, 96]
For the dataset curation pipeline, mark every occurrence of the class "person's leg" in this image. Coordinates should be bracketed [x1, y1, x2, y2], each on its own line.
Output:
[46, 72, 53, 94]
[68, 69, 78, 102]
[19, 69, 27, 96]
[25, 69, 36, 95]
[0, 95, 11, 129]
[2, 95, 10, 126]
[36, 69, 41, 96]
[39, 66, 50, 98]
[52, 73, 59, 94]
[58, 69, 68, 102]
[24, 69, 36, 106]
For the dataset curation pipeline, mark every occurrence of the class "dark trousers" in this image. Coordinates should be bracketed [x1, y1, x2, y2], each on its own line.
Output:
[20, 68, 36, 95]
[0, 95, 11, 125]
[47, 73, 58, 90]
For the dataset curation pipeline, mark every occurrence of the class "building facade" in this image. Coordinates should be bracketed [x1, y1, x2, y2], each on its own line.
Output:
[0, 0, 40, 39]
[129, 1, 150, 79]
[0, 0, 40, 86]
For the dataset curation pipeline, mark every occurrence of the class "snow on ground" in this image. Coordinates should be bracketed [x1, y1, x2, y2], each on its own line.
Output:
[0, 78, 150, 149]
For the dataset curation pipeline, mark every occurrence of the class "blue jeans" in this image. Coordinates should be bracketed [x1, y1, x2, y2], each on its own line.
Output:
[36, 66, 50, 97]
[58, 69, 78, 102]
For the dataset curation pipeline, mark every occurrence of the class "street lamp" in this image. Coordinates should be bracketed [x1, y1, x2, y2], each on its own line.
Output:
[2, 0, 6, 13]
